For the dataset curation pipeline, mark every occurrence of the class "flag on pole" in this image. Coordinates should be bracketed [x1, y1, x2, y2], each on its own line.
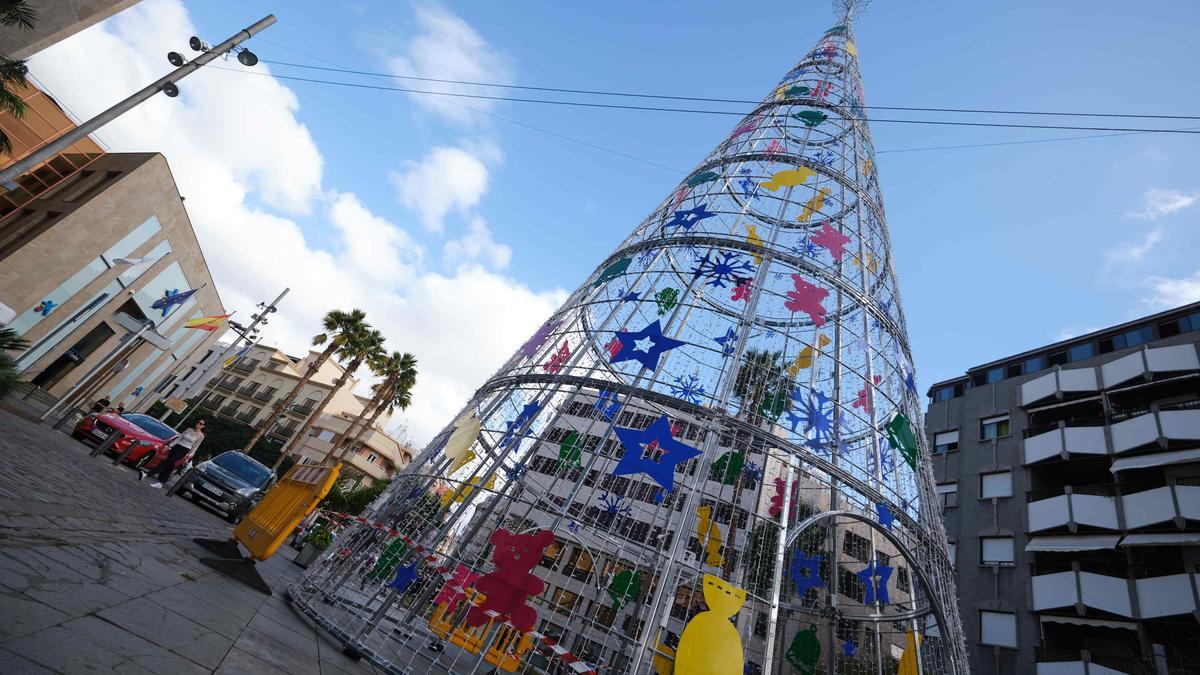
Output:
[223, 345, 251, 369]
[184, 314, 231, 332]
[150, 288, 199, 316]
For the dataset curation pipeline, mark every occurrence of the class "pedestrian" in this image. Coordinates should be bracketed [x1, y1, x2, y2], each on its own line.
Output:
[115, 404, 126, 415]
[146, 418, 206, 488]
[91, 396, 111, 414]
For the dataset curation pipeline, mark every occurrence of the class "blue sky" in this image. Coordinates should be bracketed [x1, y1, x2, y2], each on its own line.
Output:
[32, 0, 1200, 440]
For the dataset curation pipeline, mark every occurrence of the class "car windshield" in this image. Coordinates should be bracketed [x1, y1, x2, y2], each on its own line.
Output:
[211, 452, 273, 488]
[121, 414, 177, 440]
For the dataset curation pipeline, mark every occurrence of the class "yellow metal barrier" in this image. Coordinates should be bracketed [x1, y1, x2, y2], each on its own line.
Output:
[234, 462, 340, 561]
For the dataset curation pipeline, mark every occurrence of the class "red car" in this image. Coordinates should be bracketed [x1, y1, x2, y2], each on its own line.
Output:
[73, 412, 188, 474]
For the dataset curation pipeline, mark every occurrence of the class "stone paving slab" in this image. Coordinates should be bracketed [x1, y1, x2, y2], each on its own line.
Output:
[0, 407, 380, 674]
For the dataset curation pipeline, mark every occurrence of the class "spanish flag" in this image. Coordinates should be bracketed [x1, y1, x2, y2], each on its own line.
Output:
[184, 314, 231, 331]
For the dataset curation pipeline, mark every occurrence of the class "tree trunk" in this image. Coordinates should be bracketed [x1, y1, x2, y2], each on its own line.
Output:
[275, 356, 364, 468]
[327, 378, 389, 461]
[241, 344, 335, 453]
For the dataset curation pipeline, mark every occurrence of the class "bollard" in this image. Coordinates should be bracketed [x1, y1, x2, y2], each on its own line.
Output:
[112, 439, 142, 466]
[89, 429, 123, 458]
[167, 467, 195, 498]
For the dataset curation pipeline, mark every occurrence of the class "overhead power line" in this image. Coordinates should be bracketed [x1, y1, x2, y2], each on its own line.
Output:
[213, 66, 1200, 136]
[257, 56, 1200, 122]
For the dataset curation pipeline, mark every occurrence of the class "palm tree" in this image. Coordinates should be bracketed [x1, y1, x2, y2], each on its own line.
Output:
[0, 1, 37, 156]
[0, 326, 30, 399]
[733, 349, 788, 423]
[241, 309, 369, 454]
[326, 351, 417, 464]
[277, 327, 384, 468]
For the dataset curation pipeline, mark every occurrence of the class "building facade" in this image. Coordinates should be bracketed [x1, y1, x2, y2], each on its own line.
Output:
[925, 302, 1200, 674]
[190, 342, 412, 483]
[0, 0, 142, 60]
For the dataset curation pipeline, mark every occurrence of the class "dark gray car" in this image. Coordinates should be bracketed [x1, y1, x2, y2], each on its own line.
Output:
[179, 450, 275, 523]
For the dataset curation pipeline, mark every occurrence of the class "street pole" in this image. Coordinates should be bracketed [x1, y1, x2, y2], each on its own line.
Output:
[0, 14, 277, 188]
[168, 287, 288, 426]
[134, 321, 225, 415]
[40, 321, 152, 422]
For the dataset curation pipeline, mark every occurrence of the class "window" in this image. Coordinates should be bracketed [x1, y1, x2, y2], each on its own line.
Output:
[836, 565, 866, 603]
[562, 547, 594, 581]
[367, 452, 378, 463]
[981, 471, 1013, 499]
[980, 611, 1017, 648]
[1100, 326, 1155, 353]
[935, 482, 958, 509]
[1047, 350, 1068, 367]
[896, 567, 910, 593]
[932, 382, 964, 402]
[980, 415, 1010, 440]
[1023, 354, 1046, 374]
[1067, 342, 1094, 362]
[842, 531, 872, 563]
[981, 536, 1014, 564]
[540, 540, 564, 570]
[548, 587, 580, 616]
[933, 430, 959, 454]
[947, 541, 957, 568]
[15, 279, 122, 371]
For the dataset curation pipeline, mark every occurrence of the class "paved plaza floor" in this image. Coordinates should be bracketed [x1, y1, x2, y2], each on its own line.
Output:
[0, 407, 379, 674]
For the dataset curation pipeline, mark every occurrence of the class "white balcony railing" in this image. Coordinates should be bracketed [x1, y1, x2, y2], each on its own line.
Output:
[1021, 344, 1200, 405]
[1032, 570, 1198, 618]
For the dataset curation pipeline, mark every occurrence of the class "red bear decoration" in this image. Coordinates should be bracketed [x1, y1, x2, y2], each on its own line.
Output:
[466, 528, 555, 633]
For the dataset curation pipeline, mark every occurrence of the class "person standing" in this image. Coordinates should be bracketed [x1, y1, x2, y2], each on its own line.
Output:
[146, 419, 206, 488]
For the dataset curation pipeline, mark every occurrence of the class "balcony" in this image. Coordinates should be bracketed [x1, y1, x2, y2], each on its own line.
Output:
[269, 422, 299, 439]
[288, 403, 315, 418]
[253, 389, 276, 403]
[1028, 482, 1200, 532]
[1021, 344, 1200, 405]
[1022, 404, 1200, 464]
[213, 379, 238, 393]
[219, 405, 241, 417]
[1024, 425, 1107, 464]
[1032, 567, 1199, 618]
[1035, 648, 1134, 675]
[237, 385, 260, 398]
[235, 411, 258, 424]
[229, 359, 259, 374]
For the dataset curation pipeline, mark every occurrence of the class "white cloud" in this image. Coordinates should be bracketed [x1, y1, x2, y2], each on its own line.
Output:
[29, 0, 565, 444]
[1105, 228, 1162, 266]
[391, 145, 492, 233]
[1145, 272, 1200, 310]
[383, 3, 513, 124]
[1126, 189, 1198, 221]
[444, 216, 511, 269]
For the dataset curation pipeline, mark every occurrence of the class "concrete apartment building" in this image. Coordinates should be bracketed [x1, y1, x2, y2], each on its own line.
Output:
[0, 0, 141, 60]
[187, 342, 413, 484]
[924, 302, 1200, 675]
[0, 83, 225, 409]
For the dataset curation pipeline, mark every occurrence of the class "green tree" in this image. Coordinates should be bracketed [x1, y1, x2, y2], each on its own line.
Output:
[279, 325, 384, 468]
[241, 309, 369, 454]
[0, 1, 37, 156]
[328, 350, 417, 464]
[733, 349, 791, 423]
[0, 327, 30, 399]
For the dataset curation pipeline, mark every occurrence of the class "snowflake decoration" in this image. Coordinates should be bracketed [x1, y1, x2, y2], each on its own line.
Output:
[873, 299, 891, 330]
[809, 149, 837, 167]
[691, 250, 755, 288]
[713, 328, 738, 357]
[786, 389, 836, 455]
[636, 247, 658, 266]
[669, 374, 706, 405]
[742, 462, 763, 486]
[596, 491, 633, 524]
[736, 168, 760, 200]
[791, 238, 822, 258]
[504, 462, 528, 481]
[870, 437, 897, 477]
[567, 520, 580, 534]
[664, 203, 717, 230]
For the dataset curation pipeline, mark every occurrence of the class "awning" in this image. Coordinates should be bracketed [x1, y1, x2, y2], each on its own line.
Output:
[1121, 532, 1200, 546]
[1025, 535, 1120, 552]
[1110, 448, 1200, 473]
[1039, 615, 1136, 630]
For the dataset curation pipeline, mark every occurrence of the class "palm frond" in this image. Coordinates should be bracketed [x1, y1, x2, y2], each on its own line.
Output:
[0, 0, 37, 30]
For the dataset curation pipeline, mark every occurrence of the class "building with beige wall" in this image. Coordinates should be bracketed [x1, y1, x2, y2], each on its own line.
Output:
[192, 342, 414, 485]
[0, 0, 142, 60]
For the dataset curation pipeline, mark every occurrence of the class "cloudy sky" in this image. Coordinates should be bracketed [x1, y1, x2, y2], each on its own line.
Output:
[29, 0, 1200, 443]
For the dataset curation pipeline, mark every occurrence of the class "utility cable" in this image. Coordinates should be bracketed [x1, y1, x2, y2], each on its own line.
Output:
[211, 66, 1200, 136]
[254, 54, 1200, 122]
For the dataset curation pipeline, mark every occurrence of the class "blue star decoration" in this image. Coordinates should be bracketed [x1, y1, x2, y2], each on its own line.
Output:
[504, 462, 528, 481]
[612, 415, 701, 493]
[790, 553, 825, 598]
[842, 640, 857, 658]
[611, 321, 686, 372]
[875, 502, 896, 531]
[594, 389, 622, 421]
[663, 203, 717, 230]
[856, 563, 893, 605]
[713, 328, 738, 357]
[390, 561, 419, 593]
[499, 400, 542, 450]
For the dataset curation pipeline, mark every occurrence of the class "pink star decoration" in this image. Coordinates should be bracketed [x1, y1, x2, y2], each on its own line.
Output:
[810, 221, 851, 262]
[853, 375, 883, 414]
[785, 274, 829, 326]
[543, 340, 571, 374]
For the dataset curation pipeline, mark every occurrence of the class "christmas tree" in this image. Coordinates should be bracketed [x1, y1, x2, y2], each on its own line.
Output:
[294, 4, 967, 673]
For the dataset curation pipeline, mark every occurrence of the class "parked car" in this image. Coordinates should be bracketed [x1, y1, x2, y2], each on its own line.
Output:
[177, 450, 276, 523]
[73, 412, 187, 474]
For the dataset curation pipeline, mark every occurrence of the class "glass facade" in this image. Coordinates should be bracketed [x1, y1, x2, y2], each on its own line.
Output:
[16, 280, 122, 372]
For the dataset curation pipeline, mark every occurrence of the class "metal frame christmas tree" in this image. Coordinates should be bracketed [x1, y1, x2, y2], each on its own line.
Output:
[292, 2, 969, 672]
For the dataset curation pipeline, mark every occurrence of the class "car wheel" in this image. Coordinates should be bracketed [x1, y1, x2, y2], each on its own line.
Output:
[226, 509, 245, 524]
[133, 452, 155, 472]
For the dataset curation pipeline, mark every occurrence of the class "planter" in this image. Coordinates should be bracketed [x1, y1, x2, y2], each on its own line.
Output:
[292, 541, 324, 568]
